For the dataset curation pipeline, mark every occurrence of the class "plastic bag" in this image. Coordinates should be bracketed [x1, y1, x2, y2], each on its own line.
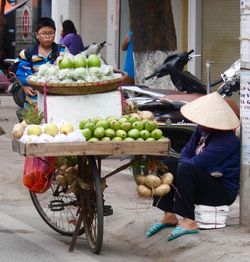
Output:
[23, 157, 55, 193]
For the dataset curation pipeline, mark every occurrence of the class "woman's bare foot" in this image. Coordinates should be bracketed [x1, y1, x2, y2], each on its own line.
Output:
[160, 212, 179, 225]
[178, 218, 198, 230]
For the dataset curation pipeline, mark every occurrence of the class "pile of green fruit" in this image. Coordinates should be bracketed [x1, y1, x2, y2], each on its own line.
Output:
[79, 112, 167, 142]
[28, 53, 122, 84]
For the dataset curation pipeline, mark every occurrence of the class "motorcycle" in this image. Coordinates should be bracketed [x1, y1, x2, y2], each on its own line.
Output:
[121, 49, 240, 174]
[0, 60, 12, 94]
[2, 58, 25, 108]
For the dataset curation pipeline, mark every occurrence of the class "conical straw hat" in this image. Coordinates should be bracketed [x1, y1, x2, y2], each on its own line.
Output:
[180, 92, 240, 130]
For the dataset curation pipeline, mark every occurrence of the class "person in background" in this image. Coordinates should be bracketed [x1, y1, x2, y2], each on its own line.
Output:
[145, 92, 240, 241]
[121, 31, 134, 84]
[59, 20, 84, 55]
[16, 17, 66, 108]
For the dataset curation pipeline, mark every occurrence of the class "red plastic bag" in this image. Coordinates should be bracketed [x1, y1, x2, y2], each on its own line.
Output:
[23, 157, 55, 193]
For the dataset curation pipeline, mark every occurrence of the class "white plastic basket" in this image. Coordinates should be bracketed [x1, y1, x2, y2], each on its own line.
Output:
[195, 205, 229, 229]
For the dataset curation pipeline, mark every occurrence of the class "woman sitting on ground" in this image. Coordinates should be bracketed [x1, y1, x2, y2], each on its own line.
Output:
[146, 91, 240, 241]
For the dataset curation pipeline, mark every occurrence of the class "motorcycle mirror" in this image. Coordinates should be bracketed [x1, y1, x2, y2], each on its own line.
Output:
[224, 68, 235, 78]
[190, 54, 201, 58]
[145, 75, 158, 85]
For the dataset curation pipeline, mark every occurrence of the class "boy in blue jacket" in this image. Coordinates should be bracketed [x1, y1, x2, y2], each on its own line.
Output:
[16, 17, 66, 107]
[146, 92, 240, 241]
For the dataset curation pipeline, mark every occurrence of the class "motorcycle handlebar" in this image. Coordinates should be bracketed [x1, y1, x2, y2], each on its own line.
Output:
[144, 72, 156, 81]
[187, 49, 194, 56]
[144, 49, 195, 81]
[210, 78, 223, 87]
[99, 41, 107, 47]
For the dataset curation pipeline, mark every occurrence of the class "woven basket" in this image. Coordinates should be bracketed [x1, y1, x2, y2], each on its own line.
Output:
[27, 72, 125, 95]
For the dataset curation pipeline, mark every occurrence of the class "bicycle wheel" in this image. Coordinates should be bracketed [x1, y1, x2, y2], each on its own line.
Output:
[81, 156, 103, 254]
[30, 175, 85, 236]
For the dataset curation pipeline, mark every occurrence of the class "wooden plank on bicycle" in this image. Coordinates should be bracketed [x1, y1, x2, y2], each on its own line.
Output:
[12, 139, 170, 157]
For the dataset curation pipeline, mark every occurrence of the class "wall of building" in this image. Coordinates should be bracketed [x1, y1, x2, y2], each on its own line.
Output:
[201, 0, 240, 84]
[15, 0, 38, 56]
[80, 0, 108, 62]
[52, 0, 81, 43]
[171, 0, 183, 51]
[41, 0, 51, 17]
[106, 0, 119, 67]
[50, 0, 241, 84]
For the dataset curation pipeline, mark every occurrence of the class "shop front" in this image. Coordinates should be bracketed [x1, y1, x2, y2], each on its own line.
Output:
[3, 0, 51, 58]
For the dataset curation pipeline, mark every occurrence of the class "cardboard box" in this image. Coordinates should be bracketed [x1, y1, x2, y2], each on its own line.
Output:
[37, 90, 123, 128]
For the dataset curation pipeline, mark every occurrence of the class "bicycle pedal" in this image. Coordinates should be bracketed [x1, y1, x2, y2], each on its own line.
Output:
[49, 200, 65, 211]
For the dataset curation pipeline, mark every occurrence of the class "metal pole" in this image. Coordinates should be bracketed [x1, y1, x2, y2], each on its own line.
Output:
[205, 60, 214, 94]
[240, 0, 250, 226]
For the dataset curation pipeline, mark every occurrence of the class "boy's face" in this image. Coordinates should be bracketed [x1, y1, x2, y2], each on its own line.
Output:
[35, 26, 55, 47]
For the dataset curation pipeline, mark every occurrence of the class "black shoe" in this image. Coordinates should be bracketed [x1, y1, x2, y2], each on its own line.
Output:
[104, 205, 113, 216]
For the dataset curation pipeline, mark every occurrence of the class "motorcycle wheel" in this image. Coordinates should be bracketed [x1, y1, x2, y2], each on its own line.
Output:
[12, 82, 25, 108]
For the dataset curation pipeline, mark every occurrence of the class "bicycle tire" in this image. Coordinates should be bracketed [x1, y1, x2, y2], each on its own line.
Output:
[30, 177, 85, 237]
[12, 83, 25, 108]
[81, 156, 103, 254]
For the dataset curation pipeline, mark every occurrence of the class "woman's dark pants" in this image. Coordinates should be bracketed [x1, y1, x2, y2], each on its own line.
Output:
[153, 161, 236, 220]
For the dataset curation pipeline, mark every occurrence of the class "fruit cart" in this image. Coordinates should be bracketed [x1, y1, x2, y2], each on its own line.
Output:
[12, 139, 170, 254]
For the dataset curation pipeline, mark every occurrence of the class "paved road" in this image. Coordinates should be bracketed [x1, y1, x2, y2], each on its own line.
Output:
[0, 198, 159, 262]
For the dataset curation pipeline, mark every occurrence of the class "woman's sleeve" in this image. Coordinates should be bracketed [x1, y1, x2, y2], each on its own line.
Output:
[179, 127, 200, 163]
[182, 132, 238, 172]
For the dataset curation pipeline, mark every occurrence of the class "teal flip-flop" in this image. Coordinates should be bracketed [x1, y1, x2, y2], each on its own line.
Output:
[146, 223, 175, 238]
[168, 226, 199, 241]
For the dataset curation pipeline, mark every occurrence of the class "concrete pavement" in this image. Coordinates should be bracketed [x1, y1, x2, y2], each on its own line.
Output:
[0, 94, 250, 262]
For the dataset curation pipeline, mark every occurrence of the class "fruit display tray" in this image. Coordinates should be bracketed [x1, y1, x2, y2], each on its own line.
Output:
[27, 75, 124, 95]
[12, 139, 170, 157]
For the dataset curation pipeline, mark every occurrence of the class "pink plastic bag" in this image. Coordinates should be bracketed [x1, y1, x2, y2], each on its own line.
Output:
[23, 157, 55, 193]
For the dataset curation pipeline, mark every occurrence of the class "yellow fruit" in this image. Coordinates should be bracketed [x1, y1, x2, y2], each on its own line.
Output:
[27, 124, 42, 136]
[60, 123, 74, 135]
[44, 123, 59, 137]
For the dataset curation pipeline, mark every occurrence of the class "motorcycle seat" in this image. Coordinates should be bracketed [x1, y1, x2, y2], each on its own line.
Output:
[160, 93, 204, 109]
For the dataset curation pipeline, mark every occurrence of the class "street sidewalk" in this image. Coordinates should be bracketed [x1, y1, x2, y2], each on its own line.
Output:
[0, 95, 250, 262]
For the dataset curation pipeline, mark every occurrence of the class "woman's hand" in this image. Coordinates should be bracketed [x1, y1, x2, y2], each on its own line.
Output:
[22, 86, 37, 96]
[121, 34, 130, 51]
